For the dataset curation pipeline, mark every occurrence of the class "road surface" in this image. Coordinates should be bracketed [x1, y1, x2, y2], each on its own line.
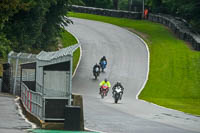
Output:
[0, 93, 31, 133]
[66, 18, 200, 133]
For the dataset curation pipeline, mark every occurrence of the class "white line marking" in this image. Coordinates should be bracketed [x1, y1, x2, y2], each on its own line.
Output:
[85, 127, 107, 133]
[15, 97, 37, 129]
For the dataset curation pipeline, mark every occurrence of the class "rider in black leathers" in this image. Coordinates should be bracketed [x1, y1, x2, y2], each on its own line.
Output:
[112, 82, 124, 100]
[93, 63, 100, 74]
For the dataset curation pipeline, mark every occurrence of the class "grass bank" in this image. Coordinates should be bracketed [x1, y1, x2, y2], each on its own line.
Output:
[68, 12, 200, 115]
[60, 30, 80, 74]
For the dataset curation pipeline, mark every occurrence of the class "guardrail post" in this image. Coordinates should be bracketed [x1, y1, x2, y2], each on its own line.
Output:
[68, 55, 73, 105]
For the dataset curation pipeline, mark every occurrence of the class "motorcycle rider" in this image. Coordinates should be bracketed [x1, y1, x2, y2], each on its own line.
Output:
[112, 82, 124, 100]
[99, 78, 111, 95]
[99, 56, 107, 72]
[99, 56, 107, 65]
[93, 63, 100, 75]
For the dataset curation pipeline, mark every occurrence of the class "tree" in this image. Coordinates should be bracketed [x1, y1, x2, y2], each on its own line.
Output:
[2, 0, 72, 54]
[151, 0, 162, 12]
[0, 0, 20, 29]
[113, 0, 119, 9]
[3, 0, 48, 52]
[82, 0, 112, 9]
[95, 0, 112, 8]
[69, 0, 85, 6]
[0, 0, 30, 57]
[82, 0, 96, 7]
[117, 0, 129, 11]
[37, 0, 72, 50]
[0, 33, 11, 58]
[128, 0, 132, 11]
[146, 0, 200, 33]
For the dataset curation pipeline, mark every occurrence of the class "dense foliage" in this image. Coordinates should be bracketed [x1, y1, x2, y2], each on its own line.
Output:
[81, 0, 113, 9]
[146, 0, 200, 33]
[0, 0, 25, 57]
[0, 0, 71, 58]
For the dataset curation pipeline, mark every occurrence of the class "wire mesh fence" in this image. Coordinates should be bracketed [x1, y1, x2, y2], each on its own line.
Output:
[8, 51, 37, 95]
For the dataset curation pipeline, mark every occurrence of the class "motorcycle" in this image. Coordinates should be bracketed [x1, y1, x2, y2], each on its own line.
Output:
[99, 60, 107, 72]
[93, 67, 100, 80]
[100, 85, 109, 99]
[113, 86, 122, 103]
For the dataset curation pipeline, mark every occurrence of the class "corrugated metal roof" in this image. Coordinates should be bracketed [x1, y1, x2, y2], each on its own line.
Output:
[36, 43, 80, 61]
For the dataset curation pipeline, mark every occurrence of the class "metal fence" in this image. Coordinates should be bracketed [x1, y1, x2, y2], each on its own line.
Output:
[21, 81, 69, 121]
[21, 82, 43, 120]
[8, 51, 36, 95]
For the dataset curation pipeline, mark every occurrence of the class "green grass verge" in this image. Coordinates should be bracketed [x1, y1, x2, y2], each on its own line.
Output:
[60, 30, 80, 74]
[68, 12, 200, 115]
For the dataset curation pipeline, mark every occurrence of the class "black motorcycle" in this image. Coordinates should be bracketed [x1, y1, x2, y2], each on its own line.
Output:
[93, 67, 100, 80]
[113, 86, 123, 103]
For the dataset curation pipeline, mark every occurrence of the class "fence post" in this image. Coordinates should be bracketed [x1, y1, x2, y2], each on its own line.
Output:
[68, 55, 73, 105]
[13, 52, 21, 95]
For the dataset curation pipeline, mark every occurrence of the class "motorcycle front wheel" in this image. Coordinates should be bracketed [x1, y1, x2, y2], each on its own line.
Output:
[101, 92, 104, 99]
[115, 98, 118, 103]
[114, 94, 119, 103]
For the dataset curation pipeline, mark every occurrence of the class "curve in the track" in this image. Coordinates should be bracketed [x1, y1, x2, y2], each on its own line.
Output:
[65, 18, 200, 133]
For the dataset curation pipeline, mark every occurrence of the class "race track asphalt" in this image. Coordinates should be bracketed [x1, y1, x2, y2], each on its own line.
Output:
[65, 18, 200, 133]
[0, 94, 31, 133]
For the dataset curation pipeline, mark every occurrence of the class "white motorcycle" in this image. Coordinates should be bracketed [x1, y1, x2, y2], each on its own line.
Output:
[113, 86, 122, 103]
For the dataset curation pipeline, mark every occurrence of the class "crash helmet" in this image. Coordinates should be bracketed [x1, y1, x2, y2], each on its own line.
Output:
[104, 78, 108, 82]
[117, 81, 121, 85]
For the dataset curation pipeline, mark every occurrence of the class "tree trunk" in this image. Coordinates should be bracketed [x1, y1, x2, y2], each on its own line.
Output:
[128, 0, 132, 11]
[113, 0, 119, 10]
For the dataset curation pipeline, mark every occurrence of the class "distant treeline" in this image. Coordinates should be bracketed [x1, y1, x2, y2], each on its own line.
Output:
[147, 0, 200, 34]
[74, 0, 200, 33]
